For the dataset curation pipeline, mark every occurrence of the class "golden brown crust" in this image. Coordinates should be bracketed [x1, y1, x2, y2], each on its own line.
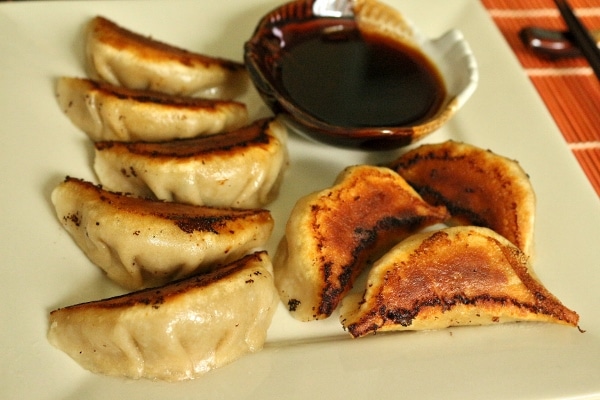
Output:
[76, 77, 245, 109]
[86, 16, 249, 98]
[274, 165, 449, 321]
[310, 168, 449, 316]
[60, 176, 273, 234]
[340, 227, 579, 338]
[94, 118, 275, 159]
[390, 140, 535, 255]
[50, 252, 268, 312]
[89, 16, 244, 72]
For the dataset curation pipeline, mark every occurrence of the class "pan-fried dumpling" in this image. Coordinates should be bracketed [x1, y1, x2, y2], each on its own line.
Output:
[340, 226, 579, 338]
[274, 165, 449, 321]
[93, 117, 288, 208]
[86, 16, 248, 99]
[390, 140, 536, 256]
[48, 252, 278, 381]
[55, 77, 248, 142]
[51, 177, 274, 289]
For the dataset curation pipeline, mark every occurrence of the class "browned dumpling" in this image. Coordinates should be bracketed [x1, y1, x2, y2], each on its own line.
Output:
[340, 226, 579, 338]
[86, 16, 248, 99]
[48, 252, 278, 381]
[55, 77, 248, 142]
[51, 177, 274, 289]
[274, 165, 449, 321]
[390, 140, 536, 256]
[93, 118, 288, 208]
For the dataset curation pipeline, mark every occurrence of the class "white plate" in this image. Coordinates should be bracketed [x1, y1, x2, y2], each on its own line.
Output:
[1, 1, 599, 399]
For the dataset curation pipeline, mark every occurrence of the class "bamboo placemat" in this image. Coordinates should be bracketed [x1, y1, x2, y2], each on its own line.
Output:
[482, 0, 600, 197]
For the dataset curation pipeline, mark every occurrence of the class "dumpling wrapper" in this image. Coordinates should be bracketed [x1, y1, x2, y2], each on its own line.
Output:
[86, 16, 248, 99]
[48, 252, 278, 381]
[51, 177, 274, 290]
[274, 165, 449, 321]
[55, 77, 248, 142]
[340, 226, 579, 338]
[93, 117, 288, 209]
[391, 140, 536, 256]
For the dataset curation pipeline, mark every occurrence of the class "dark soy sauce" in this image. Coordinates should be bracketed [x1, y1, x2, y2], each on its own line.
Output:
[277, 21, 446, 128]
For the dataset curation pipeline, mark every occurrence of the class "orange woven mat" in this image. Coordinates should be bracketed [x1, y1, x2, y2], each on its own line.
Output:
[482, 0, 600, 197]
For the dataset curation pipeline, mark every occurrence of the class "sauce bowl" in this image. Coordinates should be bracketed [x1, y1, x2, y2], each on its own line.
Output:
[244, 0, 478, 150]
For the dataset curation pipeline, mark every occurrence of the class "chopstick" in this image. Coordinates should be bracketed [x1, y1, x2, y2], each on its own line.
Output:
[554, 0, 600, 80]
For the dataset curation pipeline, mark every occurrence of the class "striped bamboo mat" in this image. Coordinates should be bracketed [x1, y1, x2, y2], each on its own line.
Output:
[482, 0, 600, 197]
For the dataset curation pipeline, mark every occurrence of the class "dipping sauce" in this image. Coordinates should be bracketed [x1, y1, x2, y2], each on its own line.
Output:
[276, 20, 446, 128]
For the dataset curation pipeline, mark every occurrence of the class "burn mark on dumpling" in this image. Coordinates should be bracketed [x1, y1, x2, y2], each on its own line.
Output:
[61, 177, 272, 235]
[288, 299, 301, 312]
[94, 118, 274, 158]
[119, 166, 138, 178]
[174, 215, 239, 234]
[64, 212, 81, 227]
[348, 292, 567, 336]
[136, 290, 166, 309]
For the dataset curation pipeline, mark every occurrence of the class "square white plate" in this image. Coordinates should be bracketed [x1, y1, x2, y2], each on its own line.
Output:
[1, 1, 599, 399]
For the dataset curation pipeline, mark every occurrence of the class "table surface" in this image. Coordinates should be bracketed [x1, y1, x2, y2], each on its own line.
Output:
[482, 0, 600, 198]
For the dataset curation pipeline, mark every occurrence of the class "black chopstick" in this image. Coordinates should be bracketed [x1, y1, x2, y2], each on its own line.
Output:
[554, 0, 600, 80]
